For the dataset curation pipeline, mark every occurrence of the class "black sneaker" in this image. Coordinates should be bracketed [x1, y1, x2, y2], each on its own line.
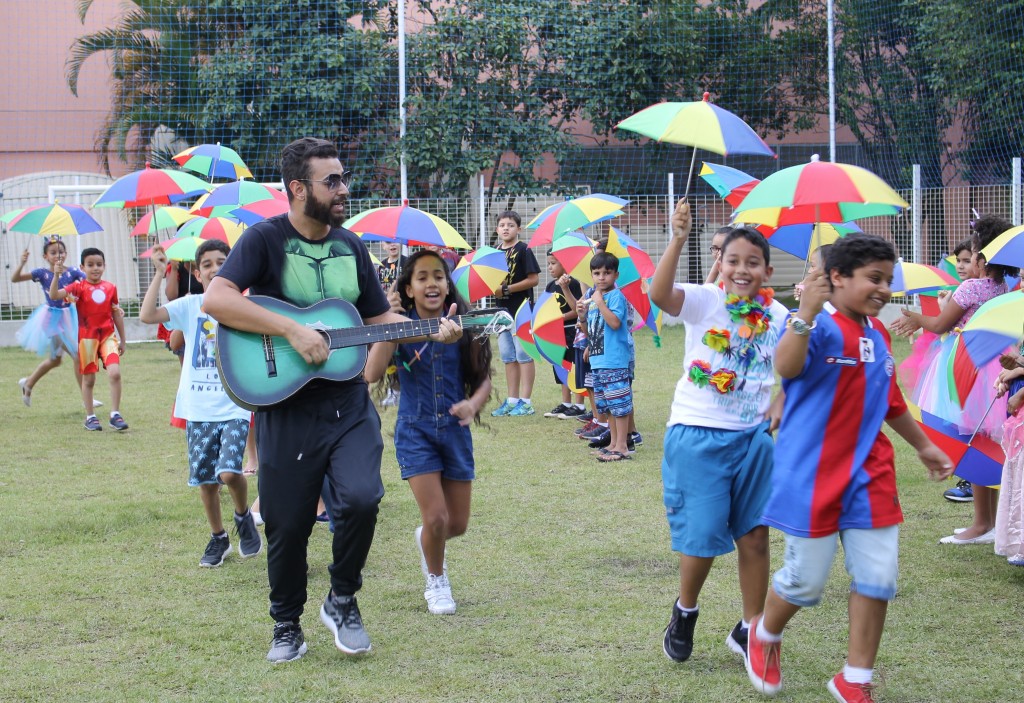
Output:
[588, 430, 612, 449]
[663, 603, 698, 662]
[561, 405, 585, 419]
[943, 479, 974, 502]
[629, 431, 644, 446]
[580, 424, 608, 440]
[726, 620, 748, 657]
[234, 510, 262, 558]
[544, 403, 570, 418]
[199, 533, 231, 568]
[83, 416, 102, 431]
[267, 621, 307, 663]
[108, 413, 129, 431]
[577, 411, 594, 423]
[320, 593, 371, 654]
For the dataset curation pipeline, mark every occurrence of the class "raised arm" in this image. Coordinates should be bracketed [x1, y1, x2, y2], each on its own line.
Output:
[48, 258, 68, 301]
[650, 198, 690, 316]
[775, 269, 830, 379]
[889, 297, 965, 337]
[11, 249, 33, 283]
[140, 247, 171, 325]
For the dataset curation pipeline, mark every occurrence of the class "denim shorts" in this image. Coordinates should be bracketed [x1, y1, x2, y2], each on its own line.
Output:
[185, 418, 249, 486]
[662, 421, 774, 557]
[497, 329, 534, 364]
[772, 526, 899, 606]
[592, 367, 633, 417]
[395, 418, 475, 481]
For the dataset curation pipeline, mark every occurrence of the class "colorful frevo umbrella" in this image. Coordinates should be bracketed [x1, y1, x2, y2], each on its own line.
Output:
[513, 300, 545, 365]
[699, 162, 761, 208]
[959, 290, 1024, 368]
[525, 194, 627, 249]
[173, 143, 253, 181]
[604, 225, 659, 333]
[343, 205, 472, 249]
[131, 205, 197, 236]
[177, 216, 246, 247]
[93, 163, 211, 208]
[193, 181, 286, 216]
[889, 261, 958, 297]
[230, 198, 290, 226]
[907, 401, 1003, 487]
[451, 246, 508, 303]
[530, 291, 572, 370]
[980, 223, 1024, 268]
[755, 221, 861, 261]
[162, 236, 210, 262]
[616, 92, 775, 196]
[550, 230, 596, 287]
[4, 202, 103, 236]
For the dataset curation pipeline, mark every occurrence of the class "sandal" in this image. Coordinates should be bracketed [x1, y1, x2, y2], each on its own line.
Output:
[597, 450, 632, 463]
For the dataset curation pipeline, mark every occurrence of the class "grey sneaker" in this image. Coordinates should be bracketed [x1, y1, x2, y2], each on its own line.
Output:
[199, 533, 231, 567]
[108, 413, 129, 431]
[235, 510, 262, 558]
[320, 593, 371, 654]
[267, 621, 307, 663]
[83, 416, 102, 431]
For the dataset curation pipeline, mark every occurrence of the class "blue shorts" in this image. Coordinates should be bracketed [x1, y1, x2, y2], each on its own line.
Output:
[661, 422, 774, 557]
[592, 367, 633, 417]
[185, 419, 249, 486]
[395, 418, 475, 481]
[497, 329, 534, 365]
[772, 526, 900, 606]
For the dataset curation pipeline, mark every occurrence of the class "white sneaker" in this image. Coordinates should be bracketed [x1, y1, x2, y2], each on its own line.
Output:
[424, 573, 456, 615]
[18, 378, 31, 407]
[415, 525, 447, 580]
[92, 399, 104, 408]
[252, 510, 264, 527]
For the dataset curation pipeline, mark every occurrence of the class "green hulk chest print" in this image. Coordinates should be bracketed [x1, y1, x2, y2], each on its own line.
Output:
[281, 236, 361, 307]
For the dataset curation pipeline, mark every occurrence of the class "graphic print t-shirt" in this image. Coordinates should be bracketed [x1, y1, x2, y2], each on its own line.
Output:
[164, 293, 249, 422]
[62, 279, 119, 340]
[32, 267, 85, 308]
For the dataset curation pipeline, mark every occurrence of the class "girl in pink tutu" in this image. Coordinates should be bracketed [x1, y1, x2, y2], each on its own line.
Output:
[890, 215, 1018, 544]
[995, 354, 1024, 566]
[10, 237, 94, 409]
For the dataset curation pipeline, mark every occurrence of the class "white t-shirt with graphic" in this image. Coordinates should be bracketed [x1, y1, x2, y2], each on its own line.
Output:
[164, 294, 249, 422]
[667, 283, 788, 430]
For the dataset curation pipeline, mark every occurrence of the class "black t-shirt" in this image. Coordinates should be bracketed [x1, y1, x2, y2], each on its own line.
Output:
[494, 241, 540, 315]
[377, 255, 407, 291]
[216, 214, 390, 397]
[545, 277, 583, 342]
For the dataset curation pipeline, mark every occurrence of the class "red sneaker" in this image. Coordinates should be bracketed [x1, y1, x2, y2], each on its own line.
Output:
[827, 672, 876, 703]
[745, 615, 782, 695]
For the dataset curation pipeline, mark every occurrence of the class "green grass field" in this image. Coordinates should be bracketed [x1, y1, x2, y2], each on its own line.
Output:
[1, 328, 1020, 702]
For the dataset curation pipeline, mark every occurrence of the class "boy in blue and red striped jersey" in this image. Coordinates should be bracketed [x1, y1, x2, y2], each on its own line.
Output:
[745, 234, 954, 703]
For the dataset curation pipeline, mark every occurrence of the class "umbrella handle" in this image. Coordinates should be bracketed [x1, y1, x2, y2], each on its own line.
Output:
[967, 394, 999, 445]
[682, 148, 699, 199]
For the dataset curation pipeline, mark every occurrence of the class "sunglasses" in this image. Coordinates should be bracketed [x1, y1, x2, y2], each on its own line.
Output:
[300, 171, 352, 191]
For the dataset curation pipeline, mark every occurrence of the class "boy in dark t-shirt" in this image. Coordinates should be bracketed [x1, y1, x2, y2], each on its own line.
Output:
[542, 251, 586, 419]
[491, 210, 541, 417]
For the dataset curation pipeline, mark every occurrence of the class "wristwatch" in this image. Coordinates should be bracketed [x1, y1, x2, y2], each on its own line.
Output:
[786, 315, 816, 336]
[501, 283, 509, 297]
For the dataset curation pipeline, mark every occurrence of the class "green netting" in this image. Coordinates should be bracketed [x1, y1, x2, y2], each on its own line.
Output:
[3, 0, 1021, 197]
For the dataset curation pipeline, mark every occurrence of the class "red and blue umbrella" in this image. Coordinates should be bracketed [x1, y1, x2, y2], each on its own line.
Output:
[513, 300, 545, 364]
[93, 164, 210, 208]
[909, 401, 1003, 487]
[230, 198, 290, 225]
[755, 221, 861, 260]
[699, 162, 761, 208]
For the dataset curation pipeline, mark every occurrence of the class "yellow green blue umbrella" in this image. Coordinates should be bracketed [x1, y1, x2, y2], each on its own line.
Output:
[343, 205, 471, 249]
[130, 206, 197, 236]
[5, 202, 103, 236]
[525, 194, 627, 248]
[173, 143, 252, 180]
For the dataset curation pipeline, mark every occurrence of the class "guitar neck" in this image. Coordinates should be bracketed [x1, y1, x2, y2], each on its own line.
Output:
[326, 315, 460, 350]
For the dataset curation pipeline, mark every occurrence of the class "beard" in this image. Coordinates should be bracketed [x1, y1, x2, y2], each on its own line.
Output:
[304, 193, 346, 228]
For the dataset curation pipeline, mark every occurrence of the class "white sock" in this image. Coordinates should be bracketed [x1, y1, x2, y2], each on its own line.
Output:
[741, 618, 750, 630]
[675, 600, 698, 615]
[110, 411, 121, 418]
[86, 414, 97, 421]
[521, 397, 531, 405]
[595, 421, 609, 428]
[843, 664, 873, 685]
[756, 619, 782, 643]
[506, 397, 519, 404]
[573, 403, 585, 410]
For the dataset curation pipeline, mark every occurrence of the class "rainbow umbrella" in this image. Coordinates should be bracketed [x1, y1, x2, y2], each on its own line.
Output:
[606, 225, 655, 278]
[162, 236, 211, 262]
[93, 164, 210, 208]
[959, 290, 1024, 367]
[907, 401, 1003, 487]
[130, 206, 197, 236]
[513, 300, 545, 364]
[616, 92, 775, 196]
[139, 236, 189, 260]
[343, 205, 471, 249]
[890, 261, 958, 297]
[177, 216, 246, 246]
[451, 246, 508, 303]
[550, 230, 596, 287]
[979, 224, 1024, 268]
[194, 181, 286, 215]
[173, 143, 252, 180]
[5, 202, 103, 236]
[733, 154, 907, 228]
[531, 291, 572, 370]
[755, 221, 861, 260]
[699, 162, 761, 208]
[525, 194, 627, 249]
[231, 198, 290, 225]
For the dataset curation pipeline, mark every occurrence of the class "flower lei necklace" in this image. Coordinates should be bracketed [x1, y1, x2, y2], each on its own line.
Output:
[688, 288, 775, 395]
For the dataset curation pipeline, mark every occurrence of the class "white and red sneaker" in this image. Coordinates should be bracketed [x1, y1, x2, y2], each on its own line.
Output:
[745, 615, 782, 695]
[827, 672, 876, 703]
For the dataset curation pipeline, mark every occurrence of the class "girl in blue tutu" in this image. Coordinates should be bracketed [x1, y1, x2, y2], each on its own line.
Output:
[11, 237, 92, 408]
[891, 215, 1019, 544]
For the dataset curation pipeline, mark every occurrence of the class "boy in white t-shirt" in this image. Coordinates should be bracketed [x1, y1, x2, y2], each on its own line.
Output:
[649, 199, 788, 665]
[141, 240, 262, 568]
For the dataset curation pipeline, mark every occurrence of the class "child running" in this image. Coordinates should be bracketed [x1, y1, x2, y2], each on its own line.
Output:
[49, 247, 128, 431]
[364, 250, 493, 614]
[890, 215, 1015, 544]
[11, 237, 94, 408]
[140, 242, 262, 567]
[745, 234, 953, 702]
[649, 200, 788, 662]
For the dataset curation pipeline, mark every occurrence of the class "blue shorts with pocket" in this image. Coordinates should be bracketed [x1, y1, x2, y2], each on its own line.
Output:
[395, 418, 475, 481]
[497, 329, 534, 365]
[662, 421, 774, 557]
[186, 418, 250, 486]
